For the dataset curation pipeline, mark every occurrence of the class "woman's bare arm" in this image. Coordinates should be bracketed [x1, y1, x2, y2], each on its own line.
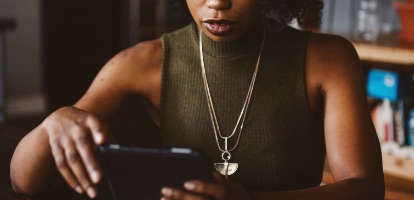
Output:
[252, 34, 384, 199]
[10, 39, 162, 198]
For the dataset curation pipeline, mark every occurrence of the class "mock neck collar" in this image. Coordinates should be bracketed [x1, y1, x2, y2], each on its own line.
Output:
[193, 23, 266, 58]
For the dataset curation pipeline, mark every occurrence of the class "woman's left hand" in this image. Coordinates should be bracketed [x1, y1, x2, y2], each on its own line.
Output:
[161, 172, 253, 200]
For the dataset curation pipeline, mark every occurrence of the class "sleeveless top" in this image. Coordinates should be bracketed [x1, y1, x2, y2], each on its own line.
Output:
[160, 23, 326, 191]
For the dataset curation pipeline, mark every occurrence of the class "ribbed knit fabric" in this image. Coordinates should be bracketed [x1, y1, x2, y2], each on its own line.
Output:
[160, 23, 326, 191]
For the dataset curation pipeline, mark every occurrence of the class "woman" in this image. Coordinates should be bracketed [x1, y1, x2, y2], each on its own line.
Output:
[10, 0, 384, 199]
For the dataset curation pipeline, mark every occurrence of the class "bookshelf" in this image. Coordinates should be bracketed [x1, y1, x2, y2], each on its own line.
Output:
[350, 36, 414, 197]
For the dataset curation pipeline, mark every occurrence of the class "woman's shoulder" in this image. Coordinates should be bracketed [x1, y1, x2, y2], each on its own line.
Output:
[120, 38, 163, 68]
[110, 38, 163, 78]
[306, 32, 362, 91]
[308, 32, 357, 59]
[307, 32, 360, 70]
[97, 37, 163, 97]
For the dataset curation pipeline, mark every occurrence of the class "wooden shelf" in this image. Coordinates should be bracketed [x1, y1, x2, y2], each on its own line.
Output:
[353, 43, 414, 66]
[382, 153, 414, 182]
[328, 32, 414, 66]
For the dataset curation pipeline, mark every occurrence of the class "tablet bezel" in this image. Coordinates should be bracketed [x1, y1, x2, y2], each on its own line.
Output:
[96, 145, 214, 200]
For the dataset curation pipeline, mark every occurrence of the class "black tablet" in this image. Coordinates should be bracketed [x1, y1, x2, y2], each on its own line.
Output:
[97, 145, 214, 200]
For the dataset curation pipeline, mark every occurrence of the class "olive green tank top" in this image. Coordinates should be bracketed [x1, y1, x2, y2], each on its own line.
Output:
[160, 23, 326, 191]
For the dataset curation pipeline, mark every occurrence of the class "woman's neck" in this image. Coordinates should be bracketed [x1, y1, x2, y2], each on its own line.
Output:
[197, 23, 265, 58]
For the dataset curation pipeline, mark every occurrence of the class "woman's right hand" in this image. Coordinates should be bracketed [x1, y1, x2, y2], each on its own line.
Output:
[41, 106, 108, 199]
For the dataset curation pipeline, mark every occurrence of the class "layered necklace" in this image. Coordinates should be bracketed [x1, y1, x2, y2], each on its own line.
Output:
[198, 29, 266, 179]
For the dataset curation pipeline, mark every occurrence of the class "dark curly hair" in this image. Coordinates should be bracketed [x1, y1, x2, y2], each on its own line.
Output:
[168, 0, 324, 31]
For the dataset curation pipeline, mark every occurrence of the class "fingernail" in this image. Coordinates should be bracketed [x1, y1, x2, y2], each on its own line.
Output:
[75, 185, 83, 194]
[161, 187, 172, 197]
[184, 182, 196, 190]
[94, 134, 103, 144]
[91, 171, 100, 183]
[87, 187, 96, 199]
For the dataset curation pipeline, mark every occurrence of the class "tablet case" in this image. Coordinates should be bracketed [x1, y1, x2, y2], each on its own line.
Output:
[97, 145, 214, 200]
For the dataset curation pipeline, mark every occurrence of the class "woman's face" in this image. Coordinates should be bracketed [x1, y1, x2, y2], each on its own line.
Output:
[186, 0, 261, 42]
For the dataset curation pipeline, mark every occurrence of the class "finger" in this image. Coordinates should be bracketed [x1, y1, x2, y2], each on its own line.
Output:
[74, 132, 102, 184]
[50, 141, 83, 194]
[184, 180, 228, 199]
[85, 115, 107, 145]
[161, 187, 209, 200]
[62, 139, 97, 199]
[161, 187, 182, 199]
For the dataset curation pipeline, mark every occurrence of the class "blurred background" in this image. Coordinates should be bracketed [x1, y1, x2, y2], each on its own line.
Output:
[0, 0, 414, 198]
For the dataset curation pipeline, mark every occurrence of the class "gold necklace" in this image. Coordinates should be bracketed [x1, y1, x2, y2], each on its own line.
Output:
[198, 29, 266, 178]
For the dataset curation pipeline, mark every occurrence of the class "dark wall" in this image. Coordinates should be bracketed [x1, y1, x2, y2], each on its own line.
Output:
[43, 1, 192, 112]
[43, 0, 123, 112]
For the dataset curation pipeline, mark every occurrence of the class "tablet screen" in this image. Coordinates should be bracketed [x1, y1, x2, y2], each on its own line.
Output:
[97, 145, 214, 200]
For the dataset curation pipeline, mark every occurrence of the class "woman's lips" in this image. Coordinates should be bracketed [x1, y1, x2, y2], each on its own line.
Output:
[203, 19, 237, 36]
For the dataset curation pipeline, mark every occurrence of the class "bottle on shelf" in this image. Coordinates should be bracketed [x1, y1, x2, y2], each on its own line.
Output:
[355, 0, 380, 42]
[408, 110, 414, 146]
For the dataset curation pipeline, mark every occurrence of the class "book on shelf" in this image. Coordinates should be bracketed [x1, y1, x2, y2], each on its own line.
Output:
[367, 69, 414, 148]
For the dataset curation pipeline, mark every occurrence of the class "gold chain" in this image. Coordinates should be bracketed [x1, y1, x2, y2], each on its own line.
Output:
[198, 29, 266, 153]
